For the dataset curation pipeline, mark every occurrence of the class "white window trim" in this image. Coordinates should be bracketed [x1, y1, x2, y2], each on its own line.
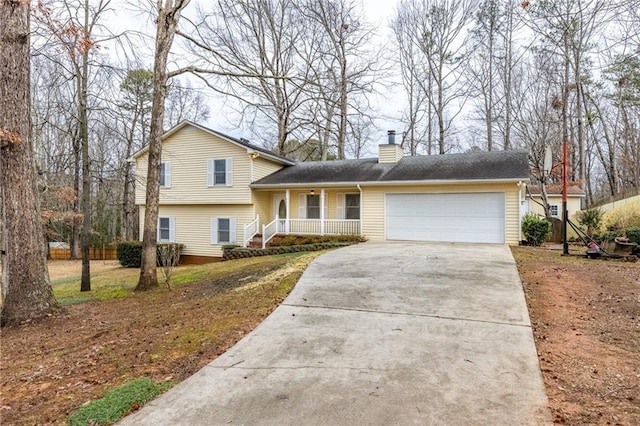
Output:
[210, 217, 237, 244]
[337, 192, 360, 220]
[550, 204, 559, 217]
[207, 158, 234, 187]
[160, 161, 171, 188]
[157, 216, 175, 243]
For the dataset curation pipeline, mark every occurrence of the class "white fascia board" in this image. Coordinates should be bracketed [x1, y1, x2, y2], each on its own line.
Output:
[250, 178, 529, 189]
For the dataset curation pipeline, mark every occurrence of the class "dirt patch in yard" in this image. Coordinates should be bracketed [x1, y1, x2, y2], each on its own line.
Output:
[512, 246, 640, 425]
[1, 252, 321, 425]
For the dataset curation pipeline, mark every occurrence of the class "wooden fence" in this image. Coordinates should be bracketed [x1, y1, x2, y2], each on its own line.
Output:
[49, 247, 118, 261]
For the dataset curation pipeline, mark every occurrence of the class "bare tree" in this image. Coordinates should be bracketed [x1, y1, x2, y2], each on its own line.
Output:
[180, 0, 309, 155]
[415, 0, 473, 154]
[34, 0, 117, 291]
[1, 0, 57, 325]
[137, 0, 191, 291]
[392, 0, 430, 155]
[302, 0, 383, 159]
[523, 0, 611, 190]
[164, 79, 211, 129]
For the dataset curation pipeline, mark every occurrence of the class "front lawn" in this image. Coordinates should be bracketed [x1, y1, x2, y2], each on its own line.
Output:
[1, 252, 322, 425]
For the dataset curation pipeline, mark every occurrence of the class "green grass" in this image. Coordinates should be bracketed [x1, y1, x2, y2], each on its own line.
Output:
[52, 252, 311, 306]
[68, 378, 172, 426]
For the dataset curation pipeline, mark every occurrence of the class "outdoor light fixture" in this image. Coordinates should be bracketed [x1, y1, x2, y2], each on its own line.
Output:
[310, 189, 315, 195]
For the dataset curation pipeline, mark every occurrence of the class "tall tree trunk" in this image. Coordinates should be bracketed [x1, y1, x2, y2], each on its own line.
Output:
[338, 48, 347, 160]
[437, 72, 445, 154]
[0, 0, 56, 324]
[137, 0, 190, 291]
[486, 12, 495, 151]
[503, 0, 514, 150]
[79, 0, 91, 292]
[70, 130, 80, 259]
[575, 55, 585, 187]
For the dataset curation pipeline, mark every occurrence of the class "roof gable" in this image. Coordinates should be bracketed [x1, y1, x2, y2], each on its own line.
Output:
[130, 121, 294, 166]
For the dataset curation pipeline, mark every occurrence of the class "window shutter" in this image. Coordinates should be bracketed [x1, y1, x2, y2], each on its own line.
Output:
[169, 217, 176, 243]
[336, 193, 345, 219]
[225, 158, 233, 187]
[229, 218, 237, 243]
[164, 162, 172, 188]
[207, 159, 214, 187]
[298, 194, 306, 219]
[210, 217, 218, 244]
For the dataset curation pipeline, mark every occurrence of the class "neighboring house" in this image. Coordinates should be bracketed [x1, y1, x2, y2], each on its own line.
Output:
[526, 184, 585, 220]
[133, 121, 530, 263]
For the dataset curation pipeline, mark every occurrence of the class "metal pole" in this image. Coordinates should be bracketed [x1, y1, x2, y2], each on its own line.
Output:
[562, 140, 569, 255]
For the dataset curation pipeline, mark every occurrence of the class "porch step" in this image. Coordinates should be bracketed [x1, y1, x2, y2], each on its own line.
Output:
[248, 234, 263, 248]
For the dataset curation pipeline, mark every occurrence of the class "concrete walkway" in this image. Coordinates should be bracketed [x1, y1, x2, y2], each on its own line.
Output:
[120, 242, 551, 425]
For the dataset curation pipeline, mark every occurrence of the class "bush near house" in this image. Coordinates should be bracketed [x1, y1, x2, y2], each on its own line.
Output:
[521, 213, 552, 246]
[268, 234, 365, 247]
[601, 200, 640, 231]
[116, 241, 185, 268]
[223, 235, 365, 260]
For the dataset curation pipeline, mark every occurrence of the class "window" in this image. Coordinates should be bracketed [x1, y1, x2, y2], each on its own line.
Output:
[550, 204, 559, 217]
[159, 162, 171, 188]
[211, 217, 236, 244]
[307, 195, 320, 219]
[158, 217, 175, 242]
[345, 194, 360, 219]
[207, 158, 233, 187]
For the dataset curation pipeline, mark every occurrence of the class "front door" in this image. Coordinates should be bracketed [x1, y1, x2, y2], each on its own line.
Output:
[274, 194, 287, 219]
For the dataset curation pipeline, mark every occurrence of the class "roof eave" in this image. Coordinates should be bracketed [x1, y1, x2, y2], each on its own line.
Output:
[251, 177, 530, 189]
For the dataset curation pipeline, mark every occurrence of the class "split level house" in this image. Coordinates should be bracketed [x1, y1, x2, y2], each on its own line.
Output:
[133, 121, 531, 263]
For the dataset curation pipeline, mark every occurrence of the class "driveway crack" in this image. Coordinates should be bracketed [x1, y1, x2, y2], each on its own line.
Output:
[281, 303, 532, 328]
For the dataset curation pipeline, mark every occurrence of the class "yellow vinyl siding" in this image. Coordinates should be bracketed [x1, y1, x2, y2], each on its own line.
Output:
[139, 205, 253, 257]
[360, 183, 522, 244]
[252, 191, 271, 227]
[253, 157, 285, 182]
[136, 126, 253, 205]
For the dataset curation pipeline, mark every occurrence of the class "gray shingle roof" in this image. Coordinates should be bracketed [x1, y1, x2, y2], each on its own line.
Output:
[252, 149, 530, 186]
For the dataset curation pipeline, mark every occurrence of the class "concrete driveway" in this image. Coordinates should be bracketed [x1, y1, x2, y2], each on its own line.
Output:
[120, 242, 551, 425]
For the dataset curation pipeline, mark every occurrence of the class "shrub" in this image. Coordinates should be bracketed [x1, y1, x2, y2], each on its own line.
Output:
[601, 200, 640, 231]
[117, 241, 184, 268]
[576, 208, 603, 237]
[521, 213, 552, 246]
[268, 234, 364, 247]
[627, 227, 640, 245]
[117, 241, 143, 267]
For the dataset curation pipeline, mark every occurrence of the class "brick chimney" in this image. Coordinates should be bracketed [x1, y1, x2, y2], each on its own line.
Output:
[378, 130, 404, 163]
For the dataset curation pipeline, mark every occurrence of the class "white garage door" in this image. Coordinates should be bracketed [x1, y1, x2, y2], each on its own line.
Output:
[385, 193, 505, 244]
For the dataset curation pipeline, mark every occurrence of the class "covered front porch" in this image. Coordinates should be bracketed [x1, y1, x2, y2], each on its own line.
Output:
[243, 187, 362, 248]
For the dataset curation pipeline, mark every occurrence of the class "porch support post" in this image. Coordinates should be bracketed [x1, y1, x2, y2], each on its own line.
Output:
[320, 189, 325, 236]
[285, 189, 290, 234]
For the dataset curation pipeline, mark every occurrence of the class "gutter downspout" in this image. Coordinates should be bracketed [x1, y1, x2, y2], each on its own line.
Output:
[357, 184, 363, 236]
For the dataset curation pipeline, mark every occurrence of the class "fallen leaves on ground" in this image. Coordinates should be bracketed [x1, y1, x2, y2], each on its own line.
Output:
[513, 246, 640, 425]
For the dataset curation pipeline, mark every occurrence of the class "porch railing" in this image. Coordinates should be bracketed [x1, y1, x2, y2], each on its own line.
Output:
[242, 215, 259, 247]
[259, 217, 361, 249]
[277, 219, 360, 236]
[262, 216, 279, 249]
